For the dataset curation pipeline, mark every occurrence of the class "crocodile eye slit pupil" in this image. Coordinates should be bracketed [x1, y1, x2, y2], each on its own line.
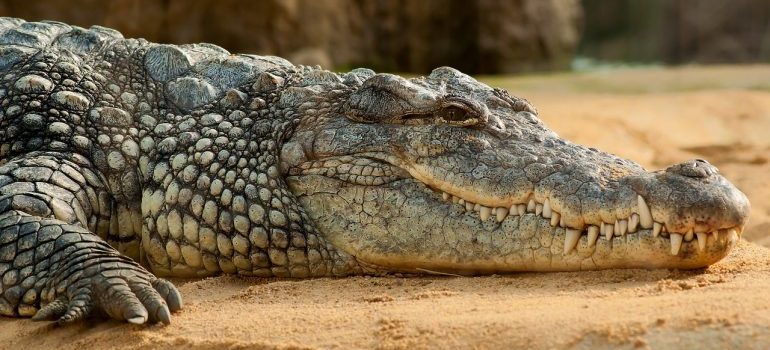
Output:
[438, 106, 477, 126]
[400, 113, 428, 121]
[395, 107, 475, 126]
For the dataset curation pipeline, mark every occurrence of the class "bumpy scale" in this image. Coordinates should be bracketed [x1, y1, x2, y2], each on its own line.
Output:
[0, 18, 751, 325]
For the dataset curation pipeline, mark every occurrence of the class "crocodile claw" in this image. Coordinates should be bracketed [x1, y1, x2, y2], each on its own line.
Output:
[32, 267, 182, 325]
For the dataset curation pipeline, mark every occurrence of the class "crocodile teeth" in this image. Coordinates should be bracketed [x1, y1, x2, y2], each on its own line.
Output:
[474, 203, 481, 211]
[653, 222, 662, 237]
[517, 204, 526, 216]
[542, 199, 552, 219]
[458, 198, 465, 205]
[527, 199, 536, 213]
[603, 222, 613, 240]
[725, 228, 739, 245]
[479, 206, 491, 221]
[614, 221, 621, 236]
[496, 207, 509, 222]
[637, 195, 653, 229]
[536, 203, 543, 216]
[442, 192, 450, 201]
[684, 229, 694, 242]
[670, 233, 683, 255]
[564, 228, 581, 254]
[451, 196, 460, 204]
[587, 226, 599, 247]
[618, 219, 628, 236]
[466, 201, 475, 211]
[711, 231, 719, 240]
[628, 214, 639, 233]
[696, 232, 707, 251]
[550, 212, 561, 227]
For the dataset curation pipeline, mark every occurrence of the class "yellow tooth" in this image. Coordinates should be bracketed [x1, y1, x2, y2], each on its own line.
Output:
[603, 222, 613, 240]
[479, 206, 491, 221]
[618, 219, 628, 235]
[670, 233, 683, 255]
[495, 207, 509, 223]
[458, 198, 465, 205]
[442, 192, 450, 201]
[466, 201, 475, 211]
[564, 228, 581, 254]
[637, 195, 653, 229]
[711, 231, 719, 240]
[696, 232, 707, 252]
[684, 229, 694, 242]
[653, 222, 662, 237]
[727, 228, 738, 239]
[536, 204, 543, 216]
[517, 204, 527, 216]
[628, 214, 639, 233]
[614, 221, 621, 236]
[587, 226, 599, 247]
[550, 212, 560, 227]
[527, 199, 536, 213]
[474, 203, 481, 211]
[451, 196, 460, 204]
[542, 199, 552, 218]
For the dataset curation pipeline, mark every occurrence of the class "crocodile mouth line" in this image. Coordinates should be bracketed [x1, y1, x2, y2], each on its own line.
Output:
[428, 186, 742, 256]
[289, 153, 743, 257]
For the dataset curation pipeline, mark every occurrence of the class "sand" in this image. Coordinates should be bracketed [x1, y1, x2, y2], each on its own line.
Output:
[2, 65, 770, 349]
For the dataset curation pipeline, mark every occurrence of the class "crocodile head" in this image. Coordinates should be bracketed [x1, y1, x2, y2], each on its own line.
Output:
[280, 67, 750, 273]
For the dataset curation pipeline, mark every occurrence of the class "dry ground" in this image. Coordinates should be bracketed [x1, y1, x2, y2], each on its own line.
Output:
[2, 64, 770, 349]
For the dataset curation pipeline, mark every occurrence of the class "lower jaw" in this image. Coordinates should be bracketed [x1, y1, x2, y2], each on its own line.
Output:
[351, 217, 739, 274]
[541, 223, 739, 272]
[290, 176, 739, 274]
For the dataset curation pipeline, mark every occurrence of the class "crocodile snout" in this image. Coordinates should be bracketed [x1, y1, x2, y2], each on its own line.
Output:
[638, 158, 751, 245]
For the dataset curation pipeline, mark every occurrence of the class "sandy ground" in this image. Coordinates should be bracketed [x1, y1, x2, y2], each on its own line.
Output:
[3, 65, 770, 349]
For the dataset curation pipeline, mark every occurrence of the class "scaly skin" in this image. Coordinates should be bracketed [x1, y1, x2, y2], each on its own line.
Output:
[0, 18, 750, 325]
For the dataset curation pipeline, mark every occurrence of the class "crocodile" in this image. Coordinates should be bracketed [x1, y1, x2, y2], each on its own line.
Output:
[0, 18, 750, 326]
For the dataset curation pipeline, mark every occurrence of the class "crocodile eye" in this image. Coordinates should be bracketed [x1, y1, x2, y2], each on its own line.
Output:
[436, 106, 479, 126]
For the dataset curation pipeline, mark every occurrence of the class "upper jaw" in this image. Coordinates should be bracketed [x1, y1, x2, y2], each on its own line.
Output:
[411, 137, 748, 239]
[378, 127, 750, 256]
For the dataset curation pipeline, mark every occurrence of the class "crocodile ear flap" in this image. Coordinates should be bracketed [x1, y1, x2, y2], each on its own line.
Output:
[343, 73, 488, 127]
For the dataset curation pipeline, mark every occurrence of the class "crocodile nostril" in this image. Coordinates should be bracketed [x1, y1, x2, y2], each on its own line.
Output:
[694, 159, 710, 166]
[666, 159, 719, 178]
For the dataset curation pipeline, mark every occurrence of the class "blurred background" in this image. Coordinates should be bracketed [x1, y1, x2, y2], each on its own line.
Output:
[1, 0, 770, 245]
[1, 0, 769, 74]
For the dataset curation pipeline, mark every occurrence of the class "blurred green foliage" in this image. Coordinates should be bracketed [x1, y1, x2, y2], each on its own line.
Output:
[579, 0, 770, 66]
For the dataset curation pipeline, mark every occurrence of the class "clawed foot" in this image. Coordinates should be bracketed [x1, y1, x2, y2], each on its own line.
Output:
[31, 263, 182, 325]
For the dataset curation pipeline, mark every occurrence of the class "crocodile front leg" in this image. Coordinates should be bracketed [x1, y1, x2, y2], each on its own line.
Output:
[0, 153, 180, 324]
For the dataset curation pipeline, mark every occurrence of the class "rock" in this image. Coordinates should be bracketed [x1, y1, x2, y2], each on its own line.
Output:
[0, 0, 582, 74]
